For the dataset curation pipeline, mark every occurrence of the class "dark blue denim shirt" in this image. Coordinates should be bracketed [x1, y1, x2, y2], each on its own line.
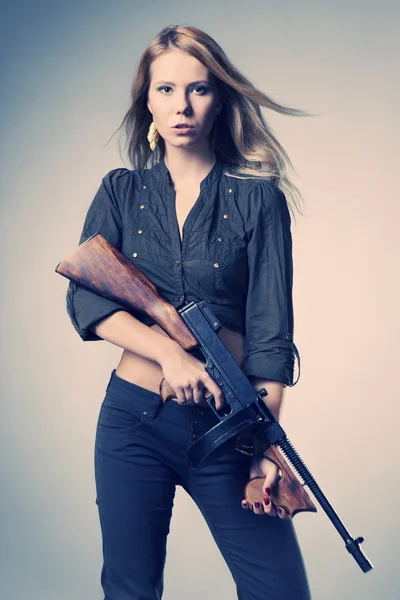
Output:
[66, 156, 300, 386]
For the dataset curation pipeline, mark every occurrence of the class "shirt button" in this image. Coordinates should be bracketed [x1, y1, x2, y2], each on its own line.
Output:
[228, 189, 233, 194]
[285, 333, 292, 341]
[176, 259, 181, 264]
[132, 252, 138, 258]
[140, 204, 145, 209]
[138, 229, 143, 234]
[143, 185, 147, 189]
[214, 263, 219, 268]
[217, 237, 223, 242]
[179, 296, 185, 302]
[223, 213, 229, 219]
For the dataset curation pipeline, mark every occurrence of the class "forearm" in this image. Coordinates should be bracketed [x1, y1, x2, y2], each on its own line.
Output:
[92, 310, 180, 366]
[248, 377, 285, 421]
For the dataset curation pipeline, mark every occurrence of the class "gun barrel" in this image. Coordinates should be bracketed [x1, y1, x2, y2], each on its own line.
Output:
[278, 437, 373, 572]
[345, 537, 374, 573]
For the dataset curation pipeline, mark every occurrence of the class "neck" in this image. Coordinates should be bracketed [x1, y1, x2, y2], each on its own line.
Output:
[163, 147, 217, 187]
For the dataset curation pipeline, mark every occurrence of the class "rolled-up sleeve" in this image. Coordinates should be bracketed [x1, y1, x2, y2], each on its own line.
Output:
[66, 169, 130, 341]
[241, 180, 300, 386]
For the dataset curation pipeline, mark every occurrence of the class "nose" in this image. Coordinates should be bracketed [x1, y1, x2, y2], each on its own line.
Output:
[174, 91, 192, 115]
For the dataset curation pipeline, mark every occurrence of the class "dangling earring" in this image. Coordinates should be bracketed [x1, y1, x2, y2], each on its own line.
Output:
[147, 121, 160, 152]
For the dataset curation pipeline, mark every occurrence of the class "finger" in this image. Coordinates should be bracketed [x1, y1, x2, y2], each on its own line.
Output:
[259, 459, 280, 495]
[276, 506, 290, 519]
[206, 381, 224, 411]
[183, 385, 194, 404]
[263, 496, 277, 517]
[196, 387, 209, 406]
[175, 389, 187, 405]
[252, 501, 265, 516]
[193, 383, 204, 405]
[241, 500, 249, 510]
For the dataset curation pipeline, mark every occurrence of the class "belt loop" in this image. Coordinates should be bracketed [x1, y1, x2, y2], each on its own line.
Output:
[146, 392, 164, 420]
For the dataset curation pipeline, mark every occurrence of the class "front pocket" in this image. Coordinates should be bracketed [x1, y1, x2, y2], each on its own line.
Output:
[214, 247, 248, 298]
[98, 404, 145, 435]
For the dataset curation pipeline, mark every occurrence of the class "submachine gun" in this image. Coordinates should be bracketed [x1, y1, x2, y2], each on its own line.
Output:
[56, 233, 373, 573]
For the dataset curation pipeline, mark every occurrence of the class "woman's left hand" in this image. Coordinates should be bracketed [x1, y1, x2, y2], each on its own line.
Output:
[241, 454, 289, 519]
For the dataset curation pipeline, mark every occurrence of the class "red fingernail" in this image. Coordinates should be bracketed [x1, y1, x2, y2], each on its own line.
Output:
[264, 487, 271, 495]
[254, 502, 260, 508]
[264, 497, 270, 505]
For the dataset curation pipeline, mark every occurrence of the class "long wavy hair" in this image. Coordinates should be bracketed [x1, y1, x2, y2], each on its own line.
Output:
[115, 25, 313, 218]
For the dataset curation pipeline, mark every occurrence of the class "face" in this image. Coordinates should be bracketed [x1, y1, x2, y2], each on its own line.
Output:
[147, 48, 221, 151]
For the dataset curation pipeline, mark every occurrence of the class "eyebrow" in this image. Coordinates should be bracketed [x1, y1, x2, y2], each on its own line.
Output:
[154, 80, 209, 86]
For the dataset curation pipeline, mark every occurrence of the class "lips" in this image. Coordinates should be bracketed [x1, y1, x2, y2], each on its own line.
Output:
[174, 124, 194, 128]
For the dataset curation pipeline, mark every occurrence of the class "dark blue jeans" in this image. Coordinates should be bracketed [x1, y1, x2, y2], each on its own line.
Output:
[94, 369, 311, 600]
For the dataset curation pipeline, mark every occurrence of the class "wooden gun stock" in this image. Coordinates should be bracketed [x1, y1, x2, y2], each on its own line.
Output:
[57, 233, 199, 352]
[56, 233, 194, 401]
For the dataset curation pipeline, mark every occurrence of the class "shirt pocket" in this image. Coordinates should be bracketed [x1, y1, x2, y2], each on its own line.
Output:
[184, 258, 220, 301]
[128, 226, 172, 259]
[122, 231, 174, 294]
[213, 232, 248, 298]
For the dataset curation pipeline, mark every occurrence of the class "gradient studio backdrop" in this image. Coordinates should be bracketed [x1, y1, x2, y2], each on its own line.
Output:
[1, 1, 398, 599]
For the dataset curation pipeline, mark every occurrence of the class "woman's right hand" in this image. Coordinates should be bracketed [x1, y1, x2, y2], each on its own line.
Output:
[159, 346, 225, 409]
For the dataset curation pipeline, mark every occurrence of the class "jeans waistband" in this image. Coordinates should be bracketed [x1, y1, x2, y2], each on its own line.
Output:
[104, 369, 163, 419]
[105, 369, 201, 421]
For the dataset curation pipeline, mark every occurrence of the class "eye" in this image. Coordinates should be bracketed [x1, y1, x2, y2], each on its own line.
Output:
[156, 85, 209, 95]
[157, 85, 172, 94]
[192, 85, 209, 94]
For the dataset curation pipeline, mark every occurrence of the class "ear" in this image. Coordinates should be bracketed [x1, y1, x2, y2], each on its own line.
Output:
[147, 100, 152, 114]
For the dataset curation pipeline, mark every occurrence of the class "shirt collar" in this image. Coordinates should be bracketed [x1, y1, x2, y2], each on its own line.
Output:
[153, 155, 224, 191]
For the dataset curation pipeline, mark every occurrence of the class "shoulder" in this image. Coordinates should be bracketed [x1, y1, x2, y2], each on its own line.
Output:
[227, 174, 289, 226]
[236, 175, 284, 199]
[101, 164, 158, 192]
[101, 167, 133, 197]
[225, 171, 285, 202]
[98, 167, 150, 209]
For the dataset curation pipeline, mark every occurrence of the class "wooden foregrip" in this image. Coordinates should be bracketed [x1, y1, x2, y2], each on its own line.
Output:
[244, 445, 317, 517]
[56, 233, 198, 351]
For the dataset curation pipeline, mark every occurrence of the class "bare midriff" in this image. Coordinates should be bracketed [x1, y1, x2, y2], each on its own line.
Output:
[116, 322, 248, 399]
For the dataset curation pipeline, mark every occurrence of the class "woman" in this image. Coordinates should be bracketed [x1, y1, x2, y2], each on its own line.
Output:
[66, 25, 311, 600]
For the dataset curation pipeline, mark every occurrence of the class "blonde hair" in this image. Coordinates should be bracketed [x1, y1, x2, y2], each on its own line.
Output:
[115, 25, 313, 219]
